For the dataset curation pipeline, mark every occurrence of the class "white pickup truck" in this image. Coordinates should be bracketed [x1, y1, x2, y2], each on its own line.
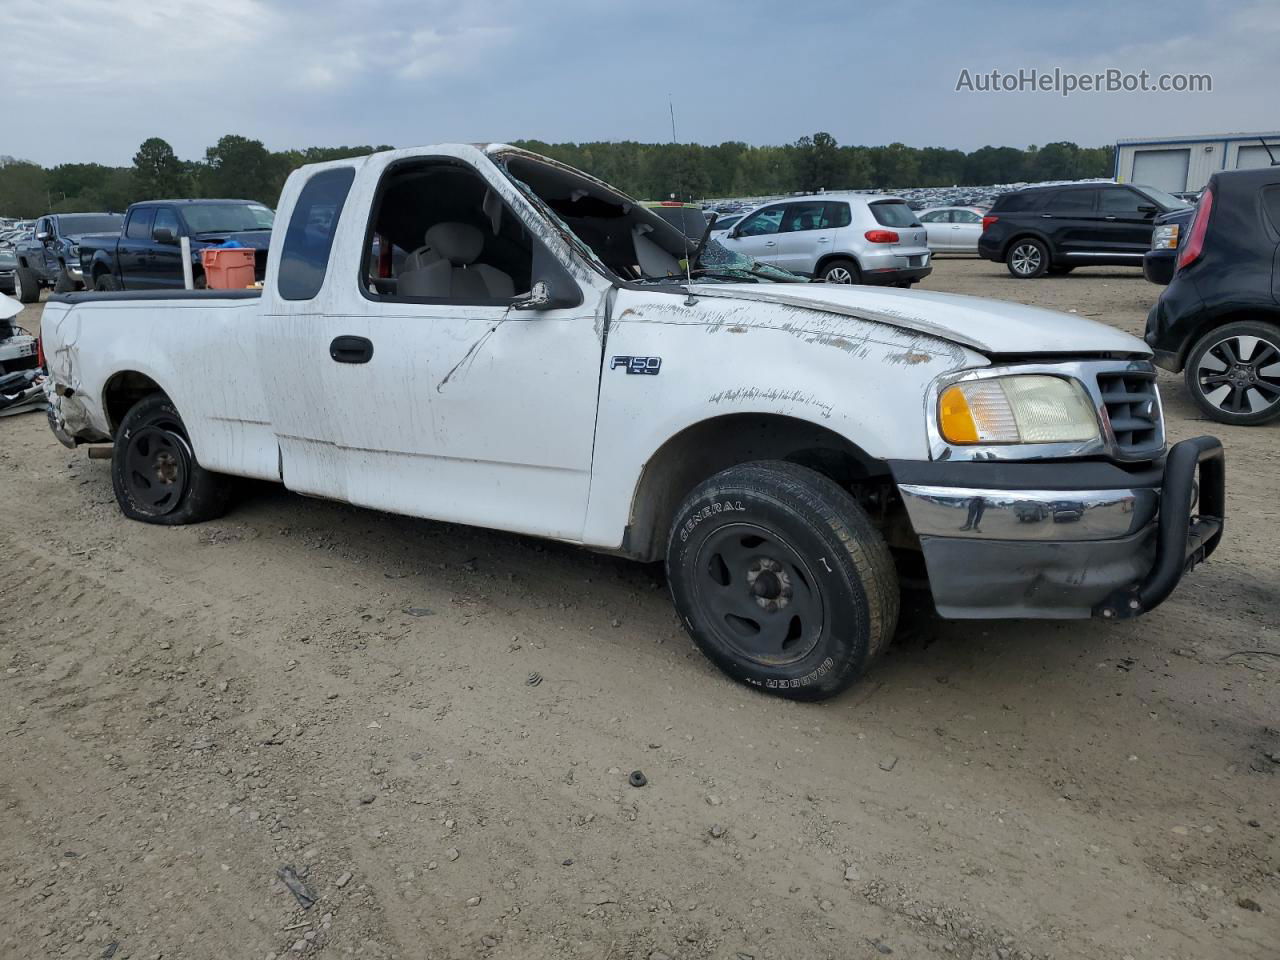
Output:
[40, 144, 1226, 700]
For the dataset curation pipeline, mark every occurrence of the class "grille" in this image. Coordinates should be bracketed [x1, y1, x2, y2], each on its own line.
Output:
[1096, 369, 1163, 457]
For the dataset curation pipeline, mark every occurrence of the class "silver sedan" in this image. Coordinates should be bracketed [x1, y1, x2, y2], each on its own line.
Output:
[918, 206, 986, 253]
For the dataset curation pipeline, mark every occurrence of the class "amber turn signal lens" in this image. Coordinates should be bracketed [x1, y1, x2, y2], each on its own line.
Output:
[938, 385, 979, 443]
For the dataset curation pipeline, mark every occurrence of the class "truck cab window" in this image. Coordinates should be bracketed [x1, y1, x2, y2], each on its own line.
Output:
[362, 160, 532, 304]
[152, 208, 180, 240]
[278, 167, 355, 301]
[126, 209, 155, 240]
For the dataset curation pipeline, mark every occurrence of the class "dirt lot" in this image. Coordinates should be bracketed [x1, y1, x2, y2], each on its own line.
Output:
[2, 260, 1277, 960]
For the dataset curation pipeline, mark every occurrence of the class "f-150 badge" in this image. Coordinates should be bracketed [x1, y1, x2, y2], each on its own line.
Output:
[610, 356, 662, 375]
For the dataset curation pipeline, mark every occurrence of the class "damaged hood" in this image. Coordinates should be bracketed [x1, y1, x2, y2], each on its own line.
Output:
[693, 283, 1149, 357]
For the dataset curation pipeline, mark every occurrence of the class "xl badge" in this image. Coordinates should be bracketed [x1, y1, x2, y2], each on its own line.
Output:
[610, 356, 661, 375]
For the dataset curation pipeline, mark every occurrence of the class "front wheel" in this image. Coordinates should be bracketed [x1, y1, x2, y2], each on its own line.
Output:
[13, 267, 40, 304]
[1184, 321, 1280, 425]
[111, 394, 230, 524]
[818, 258, 861, 284]
[665, 461, 899, 701]
[1006, 239, 1049, 278]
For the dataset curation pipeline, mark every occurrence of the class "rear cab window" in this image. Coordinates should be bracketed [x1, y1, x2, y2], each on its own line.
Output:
[868, 200, 921, 228]
[278, 167, 356, 301]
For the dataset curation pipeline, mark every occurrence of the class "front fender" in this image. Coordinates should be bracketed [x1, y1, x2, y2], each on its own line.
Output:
[580, 288, 988, 549]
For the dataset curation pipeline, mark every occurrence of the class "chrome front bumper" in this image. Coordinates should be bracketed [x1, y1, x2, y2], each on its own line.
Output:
[890, 439, 1225, 620]
[898, 484, 1158, 541]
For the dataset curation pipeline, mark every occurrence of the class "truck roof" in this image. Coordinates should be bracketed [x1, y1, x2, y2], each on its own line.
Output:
[129, 198, 267, 207]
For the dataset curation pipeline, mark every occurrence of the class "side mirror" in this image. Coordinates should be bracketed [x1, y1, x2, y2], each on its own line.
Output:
[153, 227, 176, 244]
[512, 280, 552, 310]
[1138, 204, 1158, 217]
[35, 229, 51, 242]
[512, 245, 584, 311]
[512, 280, 579, 311]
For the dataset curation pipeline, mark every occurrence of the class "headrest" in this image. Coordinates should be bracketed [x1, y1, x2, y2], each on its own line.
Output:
[423, 222, 483, 265]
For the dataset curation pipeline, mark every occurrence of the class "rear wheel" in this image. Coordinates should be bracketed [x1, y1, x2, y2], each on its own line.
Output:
[1184, 321, 1280, 425]
[13, 267, 40, 303]
[1006, 238, 1049, 278]
[818, 258, 861, 284]
[111, 394, 230, 524]
[665, 461, 899, 701]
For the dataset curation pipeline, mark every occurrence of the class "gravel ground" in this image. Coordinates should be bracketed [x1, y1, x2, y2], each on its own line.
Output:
[1, 260, 1277, 960]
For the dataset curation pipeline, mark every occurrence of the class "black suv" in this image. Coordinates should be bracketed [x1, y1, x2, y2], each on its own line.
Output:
[1145, 166, 1280, 425]
[979, 182, 1190, 279]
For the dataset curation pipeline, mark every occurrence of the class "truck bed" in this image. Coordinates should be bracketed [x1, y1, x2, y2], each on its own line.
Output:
[52, 289, 262, 305]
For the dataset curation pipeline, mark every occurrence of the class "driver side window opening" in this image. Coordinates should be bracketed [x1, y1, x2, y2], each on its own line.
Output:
[363, 159, 534, 304]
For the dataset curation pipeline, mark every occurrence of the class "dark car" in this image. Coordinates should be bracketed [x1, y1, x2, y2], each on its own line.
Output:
[79, 199, 274, 291]
[978, 182, 1190, 279]
[1142, 206, 1196, 285]
[1145, 166, 1280, 425]
[12, 212, 125, 301]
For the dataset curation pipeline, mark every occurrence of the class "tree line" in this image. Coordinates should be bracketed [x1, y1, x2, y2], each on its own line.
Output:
[0, 133, 1114, 218]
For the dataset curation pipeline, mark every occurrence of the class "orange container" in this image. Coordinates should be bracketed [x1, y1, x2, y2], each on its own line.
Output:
[200, 247, 257, 289]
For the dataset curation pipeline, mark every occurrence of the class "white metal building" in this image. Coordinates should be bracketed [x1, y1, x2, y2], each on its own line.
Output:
[1114, 131, 1280, 193]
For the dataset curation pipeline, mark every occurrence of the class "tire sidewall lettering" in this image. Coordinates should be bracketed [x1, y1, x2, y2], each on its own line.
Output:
[678, 499, 747, 543]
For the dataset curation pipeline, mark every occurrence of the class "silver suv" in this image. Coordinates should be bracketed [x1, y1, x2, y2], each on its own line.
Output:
[717, 193, 931, 286]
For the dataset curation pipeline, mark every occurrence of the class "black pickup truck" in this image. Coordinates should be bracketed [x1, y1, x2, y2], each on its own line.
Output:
[79, 199, 274, 291]
[12, 212, 125, 302]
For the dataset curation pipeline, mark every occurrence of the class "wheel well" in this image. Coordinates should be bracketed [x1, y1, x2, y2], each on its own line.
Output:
[1177, 310, 1280, 370]
[103, 371, 165, 434]
[1000, 232, 1050, 260]
[623, 413, 891, 562]
[814, 253, 858, 277]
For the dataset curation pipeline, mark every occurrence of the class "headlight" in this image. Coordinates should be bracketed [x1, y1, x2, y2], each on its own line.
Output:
[938, 375, 1100, 445]
[1151, 224, 1179, 250]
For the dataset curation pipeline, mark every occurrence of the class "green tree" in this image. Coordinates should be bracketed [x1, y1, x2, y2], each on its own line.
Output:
[0, 158, 50, 218]
[793, 132, 843, 192]
[133, 137, 186, 198]
[201, 134, 288, 204]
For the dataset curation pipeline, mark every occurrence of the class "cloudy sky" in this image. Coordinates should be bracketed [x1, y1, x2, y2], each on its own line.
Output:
[4, 0, 1276, 166]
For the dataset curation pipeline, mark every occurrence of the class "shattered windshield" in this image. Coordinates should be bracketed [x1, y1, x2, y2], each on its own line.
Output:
[497, 152, 805, 285]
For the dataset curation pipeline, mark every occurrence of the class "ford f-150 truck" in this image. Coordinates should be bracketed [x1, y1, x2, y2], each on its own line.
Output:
[78, 199, 274, 291]
[12, 212, 124, 301]
[39, 144, 1226, 700]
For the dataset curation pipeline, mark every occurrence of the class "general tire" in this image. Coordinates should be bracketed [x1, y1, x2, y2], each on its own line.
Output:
[112, 394, 230, 525]
[95, 273, 123, 292]
[665, 460, 899, 701]
[53, 269, 76, 294]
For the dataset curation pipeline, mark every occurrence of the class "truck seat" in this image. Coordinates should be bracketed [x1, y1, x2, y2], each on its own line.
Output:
[398, 222, 515, 300]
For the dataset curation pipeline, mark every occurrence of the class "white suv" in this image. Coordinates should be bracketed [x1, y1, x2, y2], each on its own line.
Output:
[717, 193, 932, 286]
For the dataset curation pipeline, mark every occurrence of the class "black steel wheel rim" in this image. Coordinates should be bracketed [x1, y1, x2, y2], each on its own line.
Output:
[1196, 334, 1280, 416]
[692, 522, 826, 667]
[124, 422, 192, 515]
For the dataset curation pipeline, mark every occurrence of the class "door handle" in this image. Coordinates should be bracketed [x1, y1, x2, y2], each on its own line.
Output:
[1040, 214, 1054, 218]
[330, 335, 374, 364]
[764, 240, 776, 246]
[1103, 215, 1118, 220]
[817, 237, 831, 243]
